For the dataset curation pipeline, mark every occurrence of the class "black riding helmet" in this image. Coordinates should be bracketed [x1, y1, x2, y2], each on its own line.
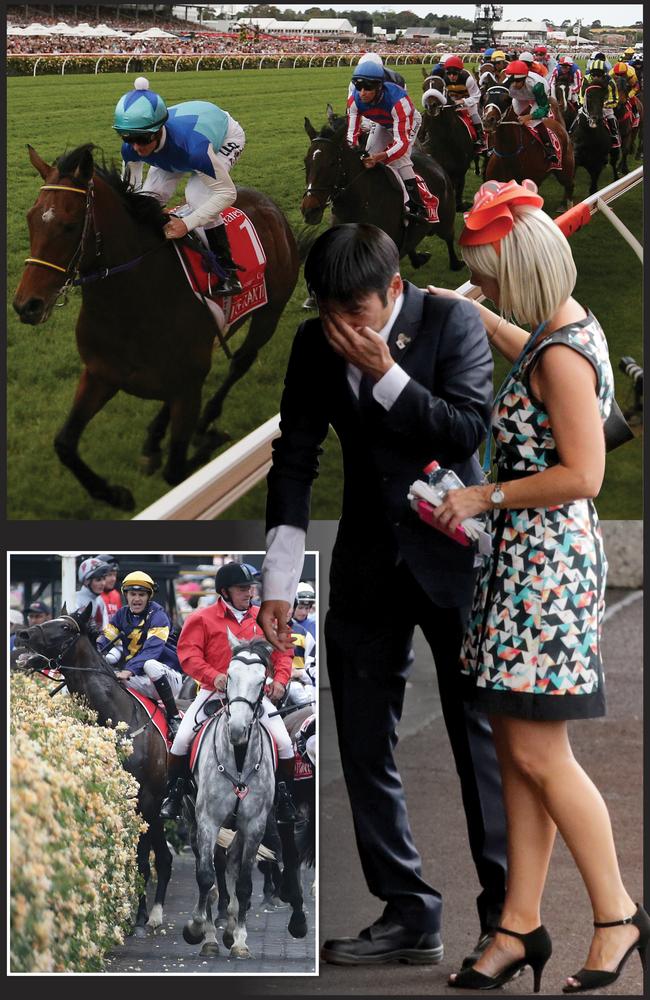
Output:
[215, 561, 259, 599]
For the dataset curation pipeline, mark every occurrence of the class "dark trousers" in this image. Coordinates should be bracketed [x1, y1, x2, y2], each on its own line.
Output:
[324, 560, 507, 934]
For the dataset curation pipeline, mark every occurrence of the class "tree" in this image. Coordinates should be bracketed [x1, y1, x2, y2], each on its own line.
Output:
[591, 19, 602, 28]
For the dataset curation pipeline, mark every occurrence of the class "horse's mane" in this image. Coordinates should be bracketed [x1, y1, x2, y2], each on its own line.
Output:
[56, 143, 167, 233]
[317, 122, 347, 142]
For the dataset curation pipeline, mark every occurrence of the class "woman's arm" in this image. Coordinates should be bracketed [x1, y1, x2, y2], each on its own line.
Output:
[430, 345, 605, 532]
[426, 285, 530, 362]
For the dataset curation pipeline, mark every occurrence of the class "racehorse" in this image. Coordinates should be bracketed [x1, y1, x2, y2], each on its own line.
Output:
[552, 77, 579, 132]
[13, 144, 299, 511]
[419, 77, 478, 211]
[302, 120, 463, 272]
[614, 77, 644, 172]
[482, 87, 575, 208]
[16, 603, 173, 936]
[571, 85, 620, 194]
[182, 637, 308, 959]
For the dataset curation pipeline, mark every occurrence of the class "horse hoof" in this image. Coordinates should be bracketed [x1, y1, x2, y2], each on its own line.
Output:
[183, 922, 205, 945]
[94, 484, 135, 511]
[230, 945, 252, 960]
[288, 913, 308, 939]
[133, 925, 148, 939]
[139, 452, 162, 476]
[199, 942, 220, 957]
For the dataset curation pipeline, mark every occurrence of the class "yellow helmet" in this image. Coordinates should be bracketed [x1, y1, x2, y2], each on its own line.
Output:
[121, 570, 156, 594]
[492, 50, 506, 62]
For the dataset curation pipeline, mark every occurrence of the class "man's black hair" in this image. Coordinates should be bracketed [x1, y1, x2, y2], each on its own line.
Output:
[303, 224, 400, 307]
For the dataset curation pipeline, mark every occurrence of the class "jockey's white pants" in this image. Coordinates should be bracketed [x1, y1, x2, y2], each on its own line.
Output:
[287, 679, 315, 707]
[141, 115, 246, 231]
[126, 659, 183, 700]
[170, 685, 294, 759]
[365, 110, 422, 181]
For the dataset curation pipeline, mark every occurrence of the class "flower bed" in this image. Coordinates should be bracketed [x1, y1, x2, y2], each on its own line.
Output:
[10, 674, 142, 972]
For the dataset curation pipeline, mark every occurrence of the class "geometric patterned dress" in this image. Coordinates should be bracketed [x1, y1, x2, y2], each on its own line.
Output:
[460, 312, 614, 720]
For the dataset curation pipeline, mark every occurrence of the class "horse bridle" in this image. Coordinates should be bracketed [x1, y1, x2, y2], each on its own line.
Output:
[212, 653, 270, 799]
[303, 136, 367, 207]
[23, 178, 168, 305]
[580, 85, 606, 127]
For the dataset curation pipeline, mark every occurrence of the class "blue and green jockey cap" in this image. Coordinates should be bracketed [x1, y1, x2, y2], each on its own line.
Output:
[113, 77, 168, 134]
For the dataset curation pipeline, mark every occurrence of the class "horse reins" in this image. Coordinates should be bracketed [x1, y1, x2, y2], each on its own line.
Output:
[211, 658, 269, 801]
[24, 179, 169, 303]
[304, 137, 369, 207]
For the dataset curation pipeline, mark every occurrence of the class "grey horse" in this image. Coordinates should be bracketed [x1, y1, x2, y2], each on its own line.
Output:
[182, 636, 276, 959]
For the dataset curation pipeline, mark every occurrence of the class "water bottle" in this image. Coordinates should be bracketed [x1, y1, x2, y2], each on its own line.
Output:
[423, 460, 465, 503]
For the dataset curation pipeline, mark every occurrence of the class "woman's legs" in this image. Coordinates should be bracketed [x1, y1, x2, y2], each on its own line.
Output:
[494, 717, 637, 983]
[458, 715, 557, 979]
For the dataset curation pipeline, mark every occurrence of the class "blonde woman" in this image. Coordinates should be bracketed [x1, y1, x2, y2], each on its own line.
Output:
[427, 179, 648, 993]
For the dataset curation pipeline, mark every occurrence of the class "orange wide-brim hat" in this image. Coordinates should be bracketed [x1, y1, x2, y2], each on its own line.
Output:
[459, 178, 544, 250]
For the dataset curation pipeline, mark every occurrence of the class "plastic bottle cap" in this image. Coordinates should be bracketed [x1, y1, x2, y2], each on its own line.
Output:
[423, 460, 440, 475]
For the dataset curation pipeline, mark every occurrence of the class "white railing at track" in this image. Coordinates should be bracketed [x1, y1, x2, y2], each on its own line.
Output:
[134, 165, 643, 521]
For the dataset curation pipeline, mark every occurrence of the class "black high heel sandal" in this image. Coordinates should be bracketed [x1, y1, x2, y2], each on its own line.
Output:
[562, 903, 650, 993]
[448, 924, 552, 993]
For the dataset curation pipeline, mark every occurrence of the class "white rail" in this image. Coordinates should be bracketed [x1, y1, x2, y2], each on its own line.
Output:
[134, 166, 643, 521]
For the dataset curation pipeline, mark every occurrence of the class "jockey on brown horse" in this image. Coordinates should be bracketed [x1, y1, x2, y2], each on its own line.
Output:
[502, 60, 560, 164]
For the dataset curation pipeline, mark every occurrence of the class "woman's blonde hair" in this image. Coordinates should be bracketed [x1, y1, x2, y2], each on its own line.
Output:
[461, 205, 577, 327]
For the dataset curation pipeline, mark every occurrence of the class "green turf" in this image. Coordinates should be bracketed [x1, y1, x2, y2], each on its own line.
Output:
[6, 66, 643, 520]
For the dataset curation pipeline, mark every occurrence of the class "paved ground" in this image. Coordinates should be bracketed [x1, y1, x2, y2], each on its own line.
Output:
[105, 853, 316, 976]
[252, 588, 644, 997]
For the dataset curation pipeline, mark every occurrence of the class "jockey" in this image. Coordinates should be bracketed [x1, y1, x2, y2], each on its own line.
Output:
[160, 562, 296, 823]
[95, 552, 122, 618]
[587, 50, 613, 74]
[580, 60, 621, 146]
[346, 60, 427, 222]
[504, 60, 559, 163]
[491, 50, 508, 80]
[630, 52, 643, 88]
[613, 62, 641, 127]
[286, 614, 316, 707]
[293, 581, 316, 641]
[519, 50, 548, 79]
[439, 55, 485, 148]
[533, 44, 556, 74]
[75, 557, 111, 629]
[550, 56, 583, 100]
[113, 77, 245, 296]
[98, 570, 183, 738]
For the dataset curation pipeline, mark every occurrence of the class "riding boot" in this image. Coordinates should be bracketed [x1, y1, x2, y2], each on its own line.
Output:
[160, 752, 191, 820]
[205, 224, 244, 297]
[403, 178, 429, 222]
[473, 120, 486, 149]
[275, 756, 298, 824]
[539, 125, 559, 163]
[607, 117, 621, 147]
[152, 674, 182, 741]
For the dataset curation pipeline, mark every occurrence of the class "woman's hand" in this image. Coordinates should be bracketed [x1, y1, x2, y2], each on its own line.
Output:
[430, 484, 492, 534]
[426, 284, 464, 302]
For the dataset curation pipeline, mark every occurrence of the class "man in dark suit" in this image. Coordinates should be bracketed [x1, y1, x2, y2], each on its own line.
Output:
[259, 224, 507, 966]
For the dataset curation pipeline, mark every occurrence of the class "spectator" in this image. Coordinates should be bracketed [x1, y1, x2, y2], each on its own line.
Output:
[25, 600, 52, 626]
[95, 553, 122, 618]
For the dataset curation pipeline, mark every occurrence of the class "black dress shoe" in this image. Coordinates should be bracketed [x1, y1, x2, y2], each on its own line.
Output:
[321, 919, 444, 965]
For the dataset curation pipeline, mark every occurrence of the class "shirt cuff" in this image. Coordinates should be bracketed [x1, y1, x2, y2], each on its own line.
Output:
[372, 363, 410, 410]
[262, 525, 306, 604]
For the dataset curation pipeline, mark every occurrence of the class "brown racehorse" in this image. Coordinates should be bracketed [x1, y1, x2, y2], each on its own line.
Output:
[482, 88, 575, 208]
[614, 78, 644, 172]
[13, 144, 299, 511]
[551, 77, 579, 132]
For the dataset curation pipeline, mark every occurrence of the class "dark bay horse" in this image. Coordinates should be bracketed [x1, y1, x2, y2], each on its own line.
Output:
[614, 77, 643, 172]
[16, 603, 172, 936]
[419, 78, 477, 211]
[13, 144, 299, 511]
[302, 120, 463, 272]
[482, 87, 575, 208]
[571, 85, 620, 194]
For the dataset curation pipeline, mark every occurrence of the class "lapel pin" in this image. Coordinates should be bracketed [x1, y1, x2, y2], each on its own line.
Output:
[396, 333, 411, 350]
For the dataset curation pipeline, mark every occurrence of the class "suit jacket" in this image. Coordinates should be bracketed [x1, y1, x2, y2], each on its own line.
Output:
[266, 281, 494, 609]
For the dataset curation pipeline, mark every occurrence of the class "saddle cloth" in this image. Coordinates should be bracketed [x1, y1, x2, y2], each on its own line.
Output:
[189, 712, 279, 773]
[174, 206, 268, 333]
[526, 124, 563, 170]
[455, 106, 478, 141]
[621, 98, 641, 128]
[126, 687, 181, 750]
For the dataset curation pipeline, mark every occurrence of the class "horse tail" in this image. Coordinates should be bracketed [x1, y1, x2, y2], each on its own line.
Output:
[295, 803, 315, 867]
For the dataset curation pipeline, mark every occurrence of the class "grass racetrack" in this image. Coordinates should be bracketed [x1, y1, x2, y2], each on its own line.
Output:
[7, 67, 643, 520]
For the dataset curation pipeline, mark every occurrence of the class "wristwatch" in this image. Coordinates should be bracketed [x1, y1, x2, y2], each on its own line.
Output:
[489, 484, 505, 506]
